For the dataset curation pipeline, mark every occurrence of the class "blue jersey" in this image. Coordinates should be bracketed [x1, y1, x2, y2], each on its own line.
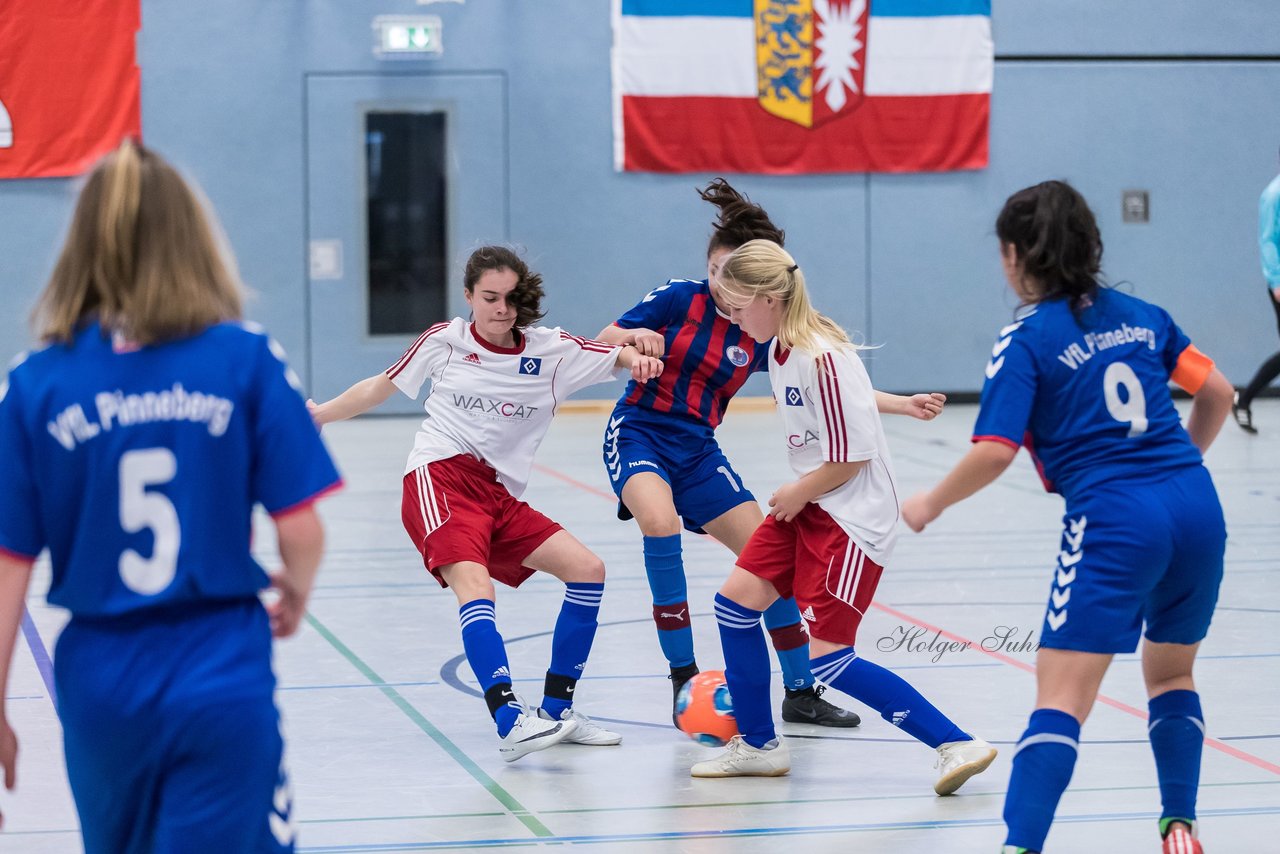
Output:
[972, 289, 1205, 500]
[614, 279, 769, 428]
[1260, 172, 1280, 287]
[0, 321, 342, 618]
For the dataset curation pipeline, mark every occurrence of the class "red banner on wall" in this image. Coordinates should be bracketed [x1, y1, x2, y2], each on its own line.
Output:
[0, 0, 141, 179]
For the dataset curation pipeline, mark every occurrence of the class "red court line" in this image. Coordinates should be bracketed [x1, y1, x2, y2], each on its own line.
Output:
[533, 459, 1280, 777]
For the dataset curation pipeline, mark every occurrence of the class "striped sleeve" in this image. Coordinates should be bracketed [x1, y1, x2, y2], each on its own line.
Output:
[816, 350, 879, 463]
[386, 321, 452, 399]
[551, 329, 624, 397]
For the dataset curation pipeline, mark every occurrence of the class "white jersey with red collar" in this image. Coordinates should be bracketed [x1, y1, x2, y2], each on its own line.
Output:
[387, 318, 622, 496]
[768, 338, 899, 563]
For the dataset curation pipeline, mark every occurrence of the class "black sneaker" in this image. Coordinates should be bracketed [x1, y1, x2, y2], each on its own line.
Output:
[781, 685, 861, 727]
[669, 663, 699, 727]
[1233, 392, 1258, 434]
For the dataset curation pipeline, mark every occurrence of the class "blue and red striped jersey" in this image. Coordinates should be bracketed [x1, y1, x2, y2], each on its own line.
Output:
[613, 279, 769, 428]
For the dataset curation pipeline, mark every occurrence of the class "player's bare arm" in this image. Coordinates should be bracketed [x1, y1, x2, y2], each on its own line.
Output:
[768, 460, 867, 523]
[615, 344, 664, 382]
[1183, 367, 1233, 453]
[0, 553, 34, 822]
[268, 506, 325, 638]
[901, 440, 1018, 532]
[874, 391, 947, 420]
[596, 324, 665, 358]
[308, 373, 397, 426]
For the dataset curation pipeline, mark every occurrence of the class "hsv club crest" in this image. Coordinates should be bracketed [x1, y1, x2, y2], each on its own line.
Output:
[755, 0, 869, 128]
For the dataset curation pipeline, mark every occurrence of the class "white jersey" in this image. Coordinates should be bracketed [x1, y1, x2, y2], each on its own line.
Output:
[768, 339, 899, 563]
[387, 318, 622, 496]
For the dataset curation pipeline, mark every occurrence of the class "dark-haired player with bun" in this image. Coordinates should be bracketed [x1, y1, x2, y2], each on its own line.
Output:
[597, 180, 944, 726]
[310, 245, 663, 762]
[903, 180, 1235, 854]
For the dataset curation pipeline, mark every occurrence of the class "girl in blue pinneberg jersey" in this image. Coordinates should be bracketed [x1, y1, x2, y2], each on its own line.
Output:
[902, 180, 1235, 854]
[0, 140, 342, 852]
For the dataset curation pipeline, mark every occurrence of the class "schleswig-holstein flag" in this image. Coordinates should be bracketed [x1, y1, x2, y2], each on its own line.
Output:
[612, 0, 993, 174]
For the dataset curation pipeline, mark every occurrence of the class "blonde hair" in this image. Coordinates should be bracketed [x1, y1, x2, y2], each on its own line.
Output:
[34, 140, 244, 345]
[716, 239, 851, 355]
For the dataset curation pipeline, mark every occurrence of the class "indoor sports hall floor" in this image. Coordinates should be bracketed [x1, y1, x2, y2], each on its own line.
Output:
[9, 399, 1279, 852]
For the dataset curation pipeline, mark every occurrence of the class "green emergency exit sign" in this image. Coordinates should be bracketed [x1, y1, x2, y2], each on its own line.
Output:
[374, 16, 443, 59]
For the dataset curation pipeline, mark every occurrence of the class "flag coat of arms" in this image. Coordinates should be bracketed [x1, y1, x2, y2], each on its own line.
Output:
[612, 0, 993, 174]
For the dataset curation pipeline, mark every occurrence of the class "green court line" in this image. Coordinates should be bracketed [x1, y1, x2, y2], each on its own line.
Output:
[303, 613, 554, 838]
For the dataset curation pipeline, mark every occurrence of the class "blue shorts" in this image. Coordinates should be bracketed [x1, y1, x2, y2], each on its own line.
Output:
[55, 600, 293, 854]
[1041, 465, 1226, 654]
[603, 405, 756, 533]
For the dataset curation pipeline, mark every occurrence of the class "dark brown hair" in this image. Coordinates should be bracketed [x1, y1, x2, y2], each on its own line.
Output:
[34, 139, 244, 345]
[463, 245, 546, 328]
[995, 180, 1104, 311]
[699, 178, 785, 257]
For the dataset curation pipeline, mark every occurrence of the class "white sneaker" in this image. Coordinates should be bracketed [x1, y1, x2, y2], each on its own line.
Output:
[498, 707, 579, 763]
[934, 736, 997, 795]
[690, 735, 791, 778]
[538, 707, 622, 746]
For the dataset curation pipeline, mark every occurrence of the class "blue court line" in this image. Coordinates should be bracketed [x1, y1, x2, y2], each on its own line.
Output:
[20, 606, 56, 714]
[296, 804, 1280, 852]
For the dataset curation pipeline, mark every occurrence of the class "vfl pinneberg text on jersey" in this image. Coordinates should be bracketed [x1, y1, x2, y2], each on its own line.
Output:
[48, 384, 235, 450]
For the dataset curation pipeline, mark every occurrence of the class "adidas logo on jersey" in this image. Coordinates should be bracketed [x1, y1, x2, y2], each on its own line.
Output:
[464, 353, 482, 364]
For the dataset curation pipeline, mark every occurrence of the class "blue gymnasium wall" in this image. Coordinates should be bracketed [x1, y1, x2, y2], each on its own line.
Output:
[0, 1, 1277, 397]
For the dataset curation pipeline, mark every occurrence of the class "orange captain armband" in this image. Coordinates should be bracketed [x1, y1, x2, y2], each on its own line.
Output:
[1170, 344, 1214, 394]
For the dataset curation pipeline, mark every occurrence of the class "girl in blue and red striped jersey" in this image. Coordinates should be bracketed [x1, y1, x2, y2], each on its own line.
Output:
[596, 180, 945, 727]
[902, 181, 1234, 854]
[686, 239, 995, 790]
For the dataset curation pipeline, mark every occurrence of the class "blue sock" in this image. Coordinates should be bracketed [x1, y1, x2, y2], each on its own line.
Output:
[714, 593, 775, 748]
[763, 597, 814, 691]
[541, 582, 604, 719]
[1148, 690, 1204, 829]
[1003, 708, 1080, 852]
[644, 534, 695, 669]
[459, 599, 519, 737]
[810, 649, 968, 748]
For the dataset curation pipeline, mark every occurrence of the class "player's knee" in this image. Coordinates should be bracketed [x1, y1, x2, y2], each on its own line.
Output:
[567, 553, 606, 584]
[1145, 673, 1195, 698]
[634, 510, 681, 537]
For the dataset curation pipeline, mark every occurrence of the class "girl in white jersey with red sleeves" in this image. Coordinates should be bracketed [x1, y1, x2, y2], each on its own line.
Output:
[309, 246, 662, 762]
[689, 239, 996, 792]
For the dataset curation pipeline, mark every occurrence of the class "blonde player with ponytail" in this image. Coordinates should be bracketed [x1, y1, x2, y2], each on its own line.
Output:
[688, 240, 995, 792]
[0, 140, 341, 850]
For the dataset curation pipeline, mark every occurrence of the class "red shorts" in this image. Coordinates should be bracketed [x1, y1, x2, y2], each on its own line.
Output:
[401, 454, 562, 589]
[736, 504, 884, 647]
